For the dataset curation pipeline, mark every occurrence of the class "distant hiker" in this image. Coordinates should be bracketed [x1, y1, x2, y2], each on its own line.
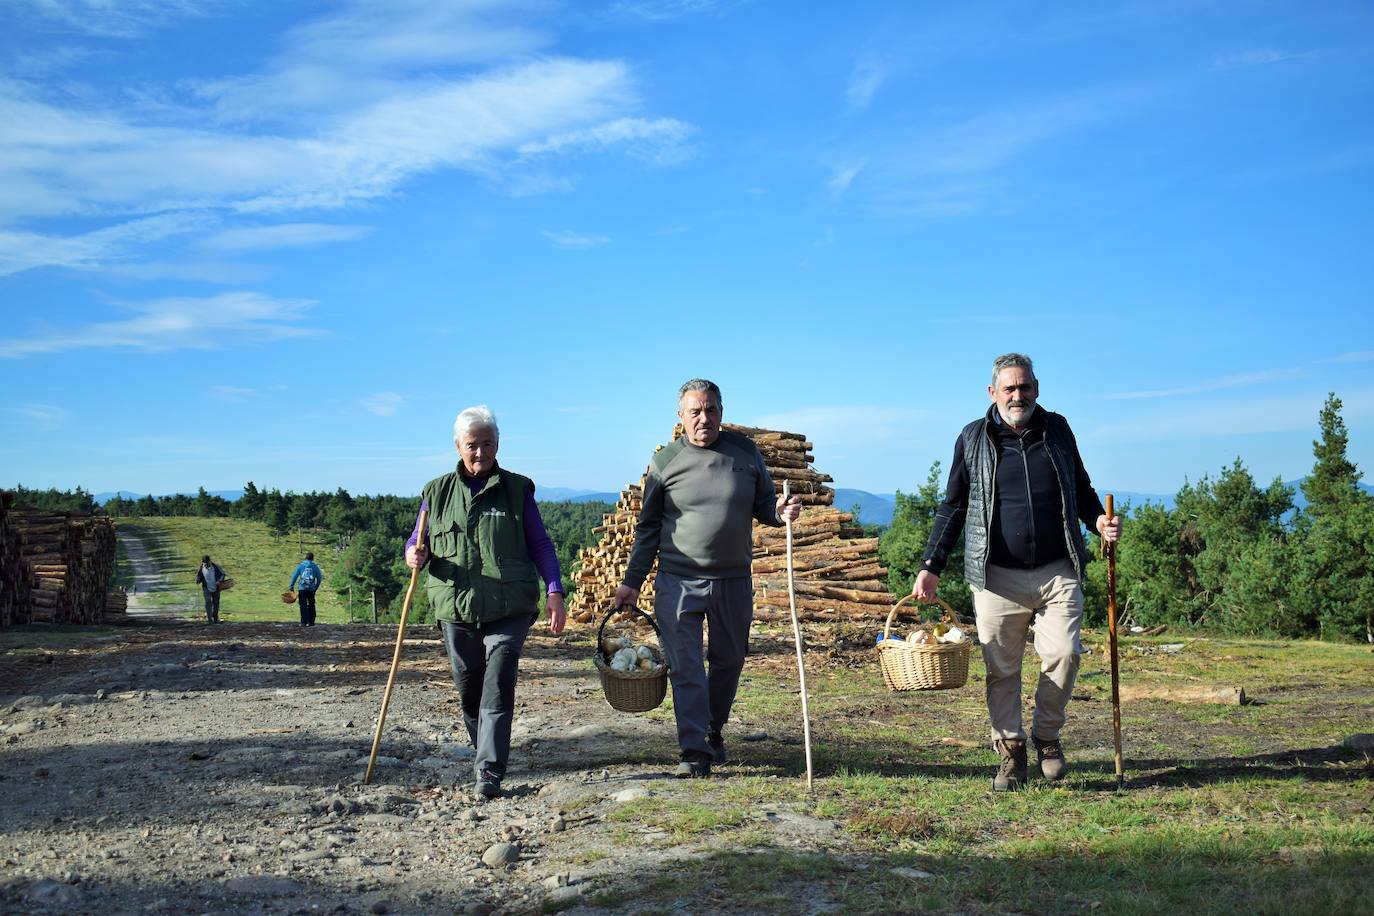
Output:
[913, 353, 1121, 790]
[613, 379, 802, 778]
[404, 405, 567, 800]
[289, 552, 323, 627]
[194, 555, 225, 625]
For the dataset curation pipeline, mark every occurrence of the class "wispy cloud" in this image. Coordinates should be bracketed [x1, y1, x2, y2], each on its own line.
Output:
[1325, 350, 1374, 364]
[0, 291, 316, 358]
[753, 406, 928, 445]
[8, 0, 221, 38]
[828, 162, 865, 197]
[0, 212, 211, 277]
[5, 404, 70, 431]
[542, 230, 610, 249]
[1214, 48, 1314, 70]
[1085, 389, 1374, 444]
[847, 53, 884, 110]
[518, 117, 693, 160]
[211, 385, 257, 402]
[200, 223, 371, 253]
[1099, 368, 1303, 401]
[0, 3, 691, 271]
[362, 392, 405, 417]
[610, 0, 727, 21]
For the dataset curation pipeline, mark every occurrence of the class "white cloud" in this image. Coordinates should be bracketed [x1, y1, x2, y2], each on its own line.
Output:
[7, 0, 221, 38]
[1099, 368, 1304, 401]
[610, 0, 726, 21]
[1214, 48, 1312, 70]
[201, 223, 371, 253]
[752, 406, 928, 446]
[518, 117, 693, 159]
[0, 291, 316, 357]
[0, 212, 210, 277]
[362, 392, 405, 416]
[828, 162, 865, 197]
[5, 404, 70, 431]
[1085, 389, 1374, 444]
[211, 385, 257, 402]
[847, 54, 884, 110]
[542, 230, 610, 249]
[1326, 350, 1374, 364]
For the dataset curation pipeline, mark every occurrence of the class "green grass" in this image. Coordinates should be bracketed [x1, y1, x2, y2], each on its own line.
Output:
[594, 628, 1374, 914]
[114, 517, 363, 623]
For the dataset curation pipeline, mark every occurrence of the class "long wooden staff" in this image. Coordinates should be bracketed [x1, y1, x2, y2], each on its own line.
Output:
[782, 482, 815, 789]
[1104, 494, 1124, 790]
[364, 509, 428, 784]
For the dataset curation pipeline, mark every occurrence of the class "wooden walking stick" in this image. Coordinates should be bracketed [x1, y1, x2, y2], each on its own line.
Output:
[1104, 494, 1125, 790]
[364, 509, 428, 784]
[782, 481, 815, 790]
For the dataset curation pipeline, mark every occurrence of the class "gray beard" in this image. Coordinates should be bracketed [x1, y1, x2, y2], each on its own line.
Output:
[997, 402, 1037, 428]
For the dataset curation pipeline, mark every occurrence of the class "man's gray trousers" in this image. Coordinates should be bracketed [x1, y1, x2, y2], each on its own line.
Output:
[653, 571, 753, 761]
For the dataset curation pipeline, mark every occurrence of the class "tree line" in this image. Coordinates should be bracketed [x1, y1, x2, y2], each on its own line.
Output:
[877, 394, 1372, 642]
[13, 394, 1369, 640]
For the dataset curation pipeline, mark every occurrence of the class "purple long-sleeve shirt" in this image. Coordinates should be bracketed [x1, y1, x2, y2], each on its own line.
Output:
[405, 480, 564, 595]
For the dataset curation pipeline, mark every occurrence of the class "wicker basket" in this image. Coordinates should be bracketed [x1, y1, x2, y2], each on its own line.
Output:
[593, 605, 670, 713]
[217, 577, 235, 592]
[876, 595, 972, 691]
[281, 590, 297, 604]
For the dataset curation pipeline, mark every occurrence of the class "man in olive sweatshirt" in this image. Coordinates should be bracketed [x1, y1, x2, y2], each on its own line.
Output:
[615, 379, 801, 778]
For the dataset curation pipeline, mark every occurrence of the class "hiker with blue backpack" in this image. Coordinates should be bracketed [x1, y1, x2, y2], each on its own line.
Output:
[289, 552, 324, 627]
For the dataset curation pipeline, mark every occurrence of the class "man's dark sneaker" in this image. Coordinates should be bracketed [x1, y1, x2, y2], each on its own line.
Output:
[673, 755, 711, 779]
[993, 738, 1028, 792]
[474, 770, 502, 799]
[1032, 733, 1068, 782]
[707, 732, 728, 765]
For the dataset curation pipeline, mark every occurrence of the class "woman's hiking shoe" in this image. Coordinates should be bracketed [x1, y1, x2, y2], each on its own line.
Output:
[474, 771, 502, 799]
[1032, 733, 1067, 781]
[707, 732, 728, 765]
[993, 739, 1028, 791]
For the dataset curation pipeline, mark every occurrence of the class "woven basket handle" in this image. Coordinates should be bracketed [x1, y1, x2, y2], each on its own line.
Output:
[596, 604, 665, 661]
[883, 594, 957, 640]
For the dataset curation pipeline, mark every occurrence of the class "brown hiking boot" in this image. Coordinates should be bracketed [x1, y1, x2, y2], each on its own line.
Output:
[1032, 733, 1067, 782]
[993, 739, 1028, 791]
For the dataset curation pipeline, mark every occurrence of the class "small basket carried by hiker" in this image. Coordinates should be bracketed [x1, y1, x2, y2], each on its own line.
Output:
[216, 577, 235, 592]
[281, 590, 297, 604]
[593, 605, 670, 713]
[877, 595, 972, 691]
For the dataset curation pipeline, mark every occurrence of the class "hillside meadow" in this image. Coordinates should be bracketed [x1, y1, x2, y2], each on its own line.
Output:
[115, 517, 366, 623]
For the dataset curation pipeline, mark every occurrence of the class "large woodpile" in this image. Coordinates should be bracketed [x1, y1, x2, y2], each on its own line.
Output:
[569, 423, 896, 626]
[1, 507, 118, 626]
[0, 492, 34, 628]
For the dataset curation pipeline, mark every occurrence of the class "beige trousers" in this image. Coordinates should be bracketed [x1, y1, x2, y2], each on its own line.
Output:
[972, 559, 1084, 743]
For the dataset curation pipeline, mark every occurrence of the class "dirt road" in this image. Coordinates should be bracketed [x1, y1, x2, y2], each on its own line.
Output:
[0, 621, 836, 914]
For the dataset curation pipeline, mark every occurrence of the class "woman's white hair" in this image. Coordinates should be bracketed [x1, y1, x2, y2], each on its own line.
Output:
[453, 405, 499, 443]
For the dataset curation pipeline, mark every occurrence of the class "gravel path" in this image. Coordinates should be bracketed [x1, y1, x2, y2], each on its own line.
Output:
[118, 528, 192, 621]
[0, 621, 837, 914]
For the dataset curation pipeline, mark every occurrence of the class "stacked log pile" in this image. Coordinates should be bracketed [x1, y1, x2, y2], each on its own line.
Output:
[0, 492, 34, 628]
[569, 423, 895, 626]
[9, 510, 117, 625]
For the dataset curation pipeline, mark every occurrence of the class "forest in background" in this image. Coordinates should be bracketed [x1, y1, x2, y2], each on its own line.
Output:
[12, 395, 1370, 640]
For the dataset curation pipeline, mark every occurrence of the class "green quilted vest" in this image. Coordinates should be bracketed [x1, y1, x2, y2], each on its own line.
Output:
[422, 465, 540, 624]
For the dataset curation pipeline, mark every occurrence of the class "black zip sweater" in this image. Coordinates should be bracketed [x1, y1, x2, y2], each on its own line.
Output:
[922, 405, 1104, 577]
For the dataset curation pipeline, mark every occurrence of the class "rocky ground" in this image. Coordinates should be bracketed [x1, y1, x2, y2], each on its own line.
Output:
[0, 620, 842, 915]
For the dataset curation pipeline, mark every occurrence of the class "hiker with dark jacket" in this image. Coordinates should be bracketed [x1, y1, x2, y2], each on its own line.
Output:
[404, 405, 566, 800]
[289, 553, 323, 627]
[914, 353, 1120, 791]
[194, 555, 225, 624]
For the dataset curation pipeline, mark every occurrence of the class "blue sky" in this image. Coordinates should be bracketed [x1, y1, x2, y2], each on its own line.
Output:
[2, 0, 1371, 499]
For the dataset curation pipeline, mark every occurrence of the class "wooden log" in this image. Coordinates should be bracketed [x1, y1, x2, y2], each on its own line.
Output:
[1118, 684, 1248, 705]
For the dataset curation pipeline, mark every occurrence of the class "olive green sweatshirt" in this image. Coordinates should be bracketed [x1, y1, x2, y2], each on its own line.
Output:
[622, 429, 782, 588]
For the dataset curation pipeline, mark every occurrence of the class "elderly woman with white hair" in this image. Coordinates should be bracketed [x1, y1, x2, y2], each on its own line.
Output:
[405, 405, 566, 799]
